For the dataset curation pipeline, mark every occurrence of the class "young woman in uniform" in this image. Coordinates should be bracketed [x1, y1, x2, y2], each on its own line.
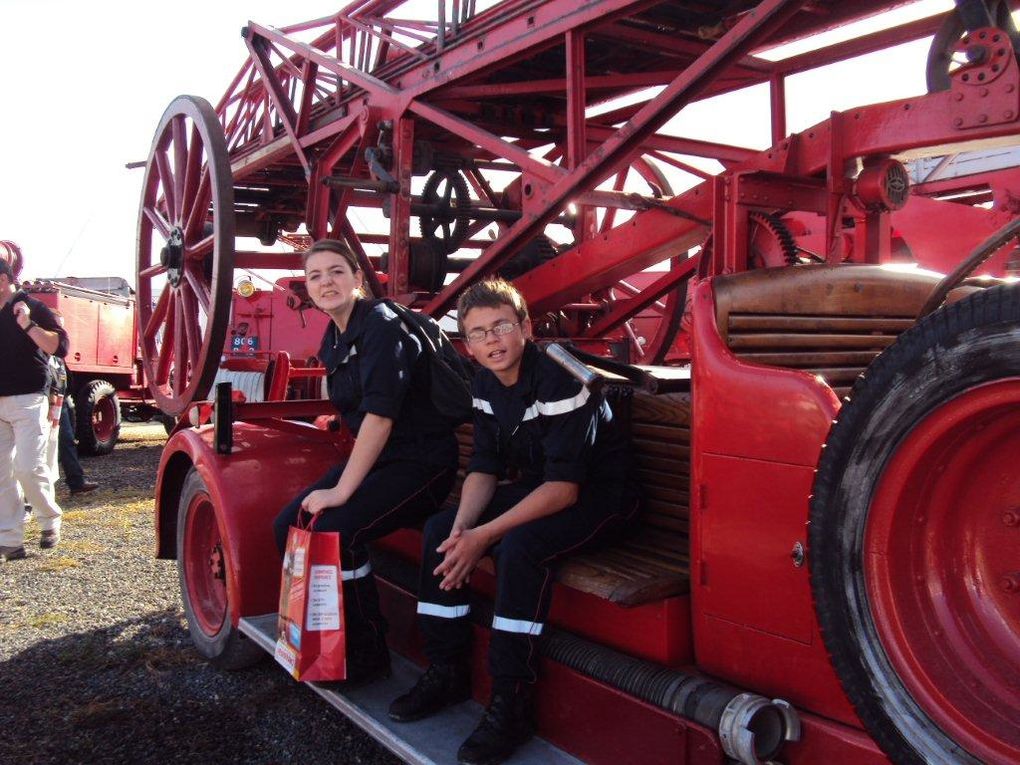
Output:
[272, 239, 459, 684]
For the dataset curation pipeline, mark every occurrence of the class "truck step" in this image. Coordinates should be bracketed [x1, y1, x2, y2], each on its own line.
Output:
[239, 614, 582, 765]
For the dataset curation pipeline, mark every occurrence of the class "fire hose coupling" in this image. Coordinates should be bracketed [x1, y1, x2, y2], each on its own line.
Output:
[718, 693, 801, 765]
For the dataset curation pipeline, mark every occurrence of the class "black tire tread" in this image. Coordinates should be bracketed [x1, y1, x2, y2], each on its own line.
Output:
[176, 469, 265, 671]
[809, 284, 1020, 765]
[75, 379, 121, 456]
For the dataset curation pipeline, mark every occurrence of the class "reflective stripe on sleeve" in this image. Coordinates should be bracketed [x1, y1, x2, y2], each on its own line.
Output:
[472, 397, 494, 414]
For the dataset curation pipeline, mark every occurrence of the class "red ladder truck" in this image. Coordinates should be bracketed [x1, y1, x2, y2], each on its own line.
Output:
[138, 2, 1020, 763]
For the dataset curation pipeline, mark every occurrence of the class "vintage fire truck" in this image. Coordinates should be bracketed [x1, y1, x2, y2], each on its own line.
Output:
[139, 1, 1020, 763]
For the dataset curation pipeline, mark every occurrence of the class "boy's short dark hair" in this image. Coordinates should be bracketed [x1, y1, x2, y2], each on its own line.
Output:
[0, 258, 16, 282]
[302, 239, 360, 273]
[456, 278, 529, 334]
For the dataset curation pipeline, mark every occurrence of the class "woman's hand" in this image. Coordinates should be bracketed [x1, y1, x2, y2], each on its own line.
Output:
[434, 526, 492, 591]
[13, 302, 31, 330]
[300, 487, 347, 516]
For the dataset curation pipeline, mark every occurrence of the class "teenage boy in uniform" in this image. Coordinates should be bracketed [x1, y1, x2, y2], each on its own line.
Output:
[389, 278, 638, 765]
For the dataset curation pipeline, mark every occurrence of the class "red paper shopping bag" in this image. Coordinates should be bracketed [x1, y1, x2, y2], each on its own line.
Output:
[275, 516, 347, 681]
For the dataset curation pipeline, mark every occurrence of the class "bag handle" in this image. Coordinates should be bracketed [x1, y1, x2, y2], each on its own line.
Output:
[297, 509, 319, 531]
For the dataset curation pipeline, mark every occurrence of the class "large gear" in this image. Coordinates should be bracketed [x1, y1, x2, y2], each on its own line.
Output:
[748, 211, 799, 269]
[418, 169, 471, 254]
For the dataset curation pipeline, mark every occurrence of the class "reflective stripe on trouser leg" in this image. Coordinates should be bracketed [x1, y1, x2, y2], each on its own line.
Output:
[492, 616, 543, 635]
[341, 561, 372, 581]
[418, 602, 470, 618]
[417, 507, 473, 664]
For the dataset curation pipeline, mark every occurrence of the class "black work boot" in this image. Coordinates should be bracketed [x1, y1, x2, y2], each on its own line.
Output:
[457, 683, 534, 765]
[332, 636, 391, 689]
[389, 661, 471, 722]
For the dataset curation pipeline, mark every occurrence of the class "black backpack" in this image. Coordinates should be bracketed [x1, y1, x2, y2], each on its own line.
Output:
[381, 299, 474, 426]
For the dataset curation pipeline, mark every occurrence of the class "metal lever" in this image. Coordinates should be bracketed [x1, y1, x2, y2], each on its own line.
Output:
[543, 342, 603, 392]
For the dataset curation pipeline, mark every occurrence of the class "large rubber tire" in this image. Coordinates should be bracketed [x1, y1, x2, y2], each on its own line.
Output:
[810, 285, 1020, 765]
[75, 379, 121, 456]
[177, 468, 264, 670]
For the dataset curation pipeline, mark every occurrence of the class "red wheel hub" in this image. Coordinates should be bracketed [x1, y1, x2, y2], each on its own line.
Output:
[92, 395, 118, 442]
[183, 492, 228, 636]
[867, 379, 1020, 764]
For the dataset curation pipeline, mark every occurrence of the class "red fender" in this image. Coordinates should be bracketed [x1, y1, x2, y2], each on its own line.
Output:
[689, 277, 856, 724]
[154, 421, 351, 623]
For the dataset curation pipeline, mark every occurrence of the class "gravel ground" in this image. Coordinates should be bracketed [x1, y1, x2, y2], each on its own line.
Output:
[0, 422, 400, 765]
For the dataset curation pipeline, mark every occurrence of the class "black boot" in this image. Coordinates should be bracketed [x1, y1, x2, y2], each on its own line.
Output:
[388, 661, 471, 722]
[457, 683, 534, 765]
[333, 636, 391, 688]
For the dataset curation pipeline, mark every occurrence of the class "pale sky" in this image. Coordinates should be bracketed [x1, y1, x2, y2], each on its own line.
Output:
[0, 0, 955, 283]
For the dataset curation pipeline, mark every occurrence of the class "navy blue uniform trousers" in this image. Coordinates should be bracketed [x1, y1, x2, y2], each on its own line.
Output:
[417, 478, 638, 688]
[274, 459, 455, 650]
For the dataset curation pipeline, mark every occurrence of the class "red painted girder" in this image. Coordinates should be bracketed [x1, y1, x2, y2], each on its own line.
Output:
[424, 0, 803, 317]
[583, 124, 755, 164]
[790, 92, 1020, 177]
[245, 34, 311, 177]
[409, 100, 565, 183]
[591, 21, 773, 72]
[586, 11, 947, 134]
[582, 255, 701, 338]
[245, 21, 398, 99]
[434, 69, 700, 100]
[770, 11, 946, 78]
[517, 189, 712, 316]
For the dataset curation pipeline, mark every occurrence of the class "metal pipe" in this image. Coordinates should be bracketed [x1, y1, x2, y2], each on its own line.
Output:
[544, 631, 800, 765]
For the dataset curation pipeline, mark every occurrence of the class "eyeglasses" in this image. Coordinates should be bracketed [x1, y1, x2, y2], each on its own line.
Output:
[465, 321, 521, 344]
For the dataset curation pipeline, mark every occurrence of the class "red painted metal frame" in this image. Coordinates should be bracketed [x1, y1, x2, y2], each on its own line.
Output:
[154, 423, 350, 620]
[196, 0, 1016, 354]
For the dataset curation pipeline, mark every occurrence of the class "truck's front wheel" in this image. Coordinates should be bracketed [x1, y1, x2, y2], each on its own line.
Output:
[75, 379, 121, 455]
[810, 285, 1020, 765]
[177, 468, 263, 670]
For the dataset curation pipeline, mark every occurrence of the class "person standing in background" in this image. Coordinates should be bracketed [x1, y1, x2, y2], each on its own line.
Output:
[0, 259, 69, 561]
[46, 314, 98, 496]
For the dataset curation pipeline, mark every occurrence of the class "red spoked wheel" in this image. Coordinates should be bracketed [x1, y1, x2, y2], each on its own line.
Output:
[810, 284, 1020, 765]
[137, 95, 234, 417]
[176, 468, 263, 669]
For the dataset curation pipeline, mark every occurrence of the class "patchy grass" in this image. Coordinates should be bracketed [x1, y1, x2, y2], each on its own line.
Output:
[60, 540, 104, 554]
[38, 556, 81, 572]
[26, 612, 69, 628]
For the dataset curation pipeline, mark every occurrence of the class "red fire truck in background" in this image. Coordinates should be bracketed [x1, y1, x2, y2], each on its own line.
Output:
[21, 276, 162, 454]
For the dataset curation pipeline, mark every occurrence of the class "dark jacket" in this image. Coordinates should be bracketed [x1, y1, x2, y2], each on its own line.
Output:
[0, 291, 69, 396]
[318, 299, 458, 469]
[467, 342, 630, 488]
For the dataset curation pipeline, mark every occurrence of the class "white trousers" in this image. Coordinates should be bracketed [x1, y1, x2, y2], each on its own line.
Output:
[0, 393, 62, 546]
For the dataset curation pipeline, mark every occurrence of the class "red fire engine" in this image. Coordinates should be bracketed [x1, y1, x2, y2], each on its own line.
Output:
[139, 2, 1020, 763]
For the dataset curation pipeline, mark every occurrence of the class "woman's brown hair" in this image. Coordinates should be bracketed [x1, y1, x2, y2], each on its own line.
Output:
[302, 239, 360, 273]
